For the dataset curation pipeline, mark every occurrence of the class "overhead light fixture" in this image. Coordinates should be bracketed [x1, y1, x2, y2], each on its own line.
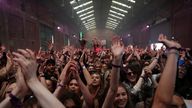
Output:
[106, 25, 116, 28]
[106, 26, 115, 29]
[86, 17, 95, 22]
[73, 1, 93, 10]
[83, 20, 95, 24]
[86, 25, 96, 29]
[108, 17, 118, 22]
[109, 13, 123, 19]
[112, 0, 131, 8]
[84, 21, 95, 24]
[84, 22, 96, 26]
[87, 26, 96, 29]
[85, 22, 95, 26]
[87, 27, 96, 30]
[79, 10, 94, 17]
[106, 22, 118, 27]
[111, 6, 128, 13]
[109, 10, 125, 17]
[76, 6, 93, 14]
[70, 0, 76, 4]
[128, 0, 136, 3]
[107, 20, 119, 25]
[81, 14, 94, 20]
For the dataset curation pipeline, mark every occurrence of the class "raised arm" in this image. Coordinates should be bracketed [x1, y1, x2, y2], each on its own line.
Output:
[13, 49, 65, 108]
[79, 51, 92, 85]
[53, 59, 71, 97]
[152, 34, 181, 108]
[102, 37, 124, 108]
[0, 66, 28, 108]
[71, 61, 94, 108]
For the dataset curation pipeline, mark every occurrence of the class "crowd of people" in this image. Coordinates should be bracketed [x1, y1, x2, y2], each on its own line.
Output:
[0, 34, 192, 108]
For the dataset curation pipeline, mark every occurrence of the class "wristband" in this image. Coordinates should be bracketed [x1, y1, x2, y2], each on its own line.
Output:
[168, 47, 181, 51]
[9, 93, 22, 108]
[111, 64, 121, 68]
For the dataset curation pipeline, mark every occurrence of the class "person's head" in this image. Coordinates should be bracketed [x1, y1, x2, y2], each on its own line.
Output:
[68, 79, 80, 95]
[91, 72, 101, 87]
[101, 63, 108, 71]
[124, 62, 141, 84]
[60, 91, 81, 108]
[178, 65, 187, 79]
[114, 84, 132, 108]
[95, 63, 102, 73]
[46, 59, 55, 72]
[87, 65, 95, 72]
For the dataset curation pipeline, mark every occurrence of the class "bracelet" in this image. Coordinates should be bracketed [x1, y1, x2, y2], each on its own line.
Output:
[168, 47, 181, 51]
[9, 93, 22, 108]
[111, 64, 121, 68]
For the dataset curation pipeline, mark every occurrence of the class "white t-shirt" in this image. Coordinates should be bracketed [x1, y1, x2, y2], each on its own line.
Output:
[183, 99, 192, 108]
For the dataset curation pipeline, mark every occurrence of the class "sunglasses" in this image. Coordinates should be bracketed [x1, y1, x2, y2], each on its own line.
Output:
[126, 72, 137, 76]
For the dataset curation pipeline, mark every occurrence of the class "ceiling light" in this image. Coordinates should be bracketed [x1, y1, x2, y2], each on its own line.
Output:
[83, 20, 95, 24]
[109, 14, 123, 19]
[111, 6, 128, 13]
[86, 25, 96, 29]
[109, 10, 125, 17]
[106, 22, 118, 27]
[76, 6, 93, 14]
[87, 27, 96, 30]
[108, 17, 118, 22]
[81, 14, 94, 20]
[106, 24, 117, 28]
[79, 10, 94, 17]
[73, 1, 93, 10]
[106, 26, 115, 29]
[128, 0, 136, 3]
[85, 22, 95, 26]
[112, 0, 131, 8]
[86, 17, 95, 22]
[84, 22, 95, 26]
[84, 22, 95, 25]
[107, 20, 119, 25]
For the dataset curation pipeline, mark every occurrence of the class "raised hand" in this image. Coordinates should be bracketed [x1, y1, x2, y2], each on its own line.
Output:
[158, 34, 181, 48]
[111, 37, 124, 58]
[13, 49, 38, 81]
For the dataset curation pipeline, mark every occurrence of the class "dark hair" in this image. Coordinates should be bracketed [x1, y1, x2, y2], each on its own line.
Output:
[175, 63, 192, 99]
[46, 59, 55, 65]
[121, 61, 142, 82]
[0, 52, 7, 68]
[59, 90, 82, 108]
